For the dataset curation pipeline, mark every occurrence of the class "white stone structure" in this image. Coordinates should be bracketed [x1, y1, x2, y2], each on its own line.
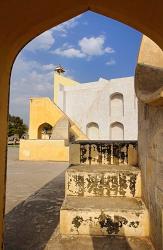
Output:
[57, 76, 138, 140]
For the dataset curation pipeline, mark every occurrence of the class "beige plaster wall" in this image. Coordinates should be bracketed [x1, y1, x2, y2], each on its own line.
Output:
[19, 139, 69, 161]
[28, 97, 87, 140]
[135, 36, 163, 106]
[138, 101, 163, 250]
[21, 97, 87, 162]
[136, 36, 163, 250]
[138, 36, 163, 68]
[54, 73, 79, 104]
[29, 98, 63, 139]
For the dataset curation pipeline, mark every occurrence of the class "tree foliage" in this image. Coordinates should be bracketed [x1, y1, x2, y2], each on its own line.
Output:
[8, 114, 28, 138]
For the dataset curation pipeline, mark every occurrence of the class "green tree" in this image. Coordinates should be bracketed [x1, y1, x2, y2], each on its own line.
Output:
[8, 114, 28, 138]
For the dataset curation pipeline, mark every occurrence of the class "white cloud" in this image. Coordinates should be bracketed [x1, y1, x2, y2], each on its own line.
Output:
[52, 35, 115, 59]
[52, 15, 82, 36]
[10, 55, 54, 123]
[42, 64, 56, 71]
[54, 47, 85, 58]
[79, 35, 114, 56]
[24, 15, 82, 52]
[104, 47, 115, 53]
[106, 59, 116, 66]
[25, 30, 55, 52]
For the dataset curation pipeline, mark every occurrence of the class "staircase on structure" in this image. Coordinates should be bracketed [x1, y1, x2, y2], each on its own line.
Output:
[60, 140, 152, 246]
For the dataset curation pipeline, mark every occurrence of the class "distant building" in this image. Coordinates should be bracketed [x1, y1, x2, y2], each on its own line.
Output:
[55, 75, 138, 140]
[8, 134, 19, 145]
[19, 71, 138, 161]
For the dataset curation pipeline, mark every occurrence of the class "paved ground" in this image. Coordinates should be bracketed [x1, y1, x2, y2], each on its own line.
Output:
[4, 147, 155, 250]
[5, 147, 68, 250]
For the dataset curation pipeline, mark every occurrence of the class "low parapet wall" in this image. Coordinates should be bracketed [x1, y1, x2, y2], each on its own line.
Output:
[70, 140, 138, 166]
[19, 139, 69, 161]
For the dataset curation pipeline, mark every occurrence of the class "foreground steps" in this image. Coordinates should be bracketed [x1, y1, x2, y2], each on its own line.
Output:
[66, 165, 141, 198]
[60, 196, 149, 237]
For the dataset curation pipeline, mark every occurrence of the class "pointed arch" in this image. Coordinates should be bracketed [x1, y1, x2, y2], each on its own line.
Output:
[37, 122, 53, 139]
[110, 122, 124, 140]
[86, 122, 99, 139]
[110, 93, 124, 118]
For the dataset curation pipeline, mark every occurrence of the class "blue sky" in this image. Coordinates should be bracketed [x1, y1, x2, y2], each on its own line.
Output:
[10, 11, 142, 124]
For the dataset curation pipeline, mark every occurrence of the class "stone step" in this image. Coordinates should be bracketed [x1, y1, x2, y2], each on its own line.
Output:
[60, 196, 149, 237]
[65, 165, 141, 198]
[50, 235, 155, 250]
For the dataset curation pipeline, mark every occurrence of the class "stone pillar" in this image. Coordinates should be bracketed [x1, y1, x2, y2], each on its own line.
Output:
[0, 51, 13, 249]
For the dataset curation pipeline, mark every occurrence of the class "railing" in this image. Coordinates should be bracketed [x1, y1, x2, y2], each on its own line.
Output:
[70, 140, 138, 166]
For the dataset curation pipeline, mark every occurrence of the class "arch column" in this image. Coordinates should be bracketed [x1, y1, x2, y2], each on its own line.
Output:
[0, 51, 15, 248]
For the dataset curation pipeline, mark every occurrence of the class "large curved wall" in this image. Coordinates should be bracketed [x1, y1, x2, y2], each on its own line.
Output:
[61, 77, 137, 140]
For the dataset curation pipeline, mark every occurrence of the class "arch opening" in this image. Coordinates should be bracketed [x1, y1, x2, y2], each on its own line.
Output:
[37, 123, 52, 139]
[4, 6, 160, 250]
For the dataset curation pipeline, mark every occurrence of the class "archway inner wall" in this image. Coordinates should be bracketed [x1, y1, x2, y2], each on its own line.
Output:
[136, 36, 163, 250]
[1, 1, 163, 249]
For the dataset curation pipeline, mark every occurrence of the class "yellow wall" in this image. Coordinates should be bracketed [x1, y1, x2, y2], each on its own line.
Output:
[70, 124, 87, 140]
[28, 97, 87, 140]
[19, 139, 69, 161]
[54, 73, 79, 104]
[29, 97, 63, 139]
[138, 35, 163, 68]
[135, 35, 163, 106]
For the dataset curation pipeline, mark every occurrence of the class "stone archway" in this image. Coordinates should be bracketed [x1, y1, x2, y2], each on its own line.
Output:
[1, 1, 163, 248]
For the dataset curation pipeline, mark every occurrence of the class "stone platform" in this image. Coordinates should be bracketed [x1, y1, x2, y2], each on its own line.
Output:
[60, 196, 149, 236]
[5, 148, 154, 250]
[66, 165, 141, 198]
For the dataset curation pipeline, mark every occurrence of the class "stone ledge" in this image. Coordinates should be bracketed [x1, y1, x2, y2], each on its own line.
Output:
[67, 164, 140, 172]
[60, 197, 149, 236]
[65, 165, 141, 198]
